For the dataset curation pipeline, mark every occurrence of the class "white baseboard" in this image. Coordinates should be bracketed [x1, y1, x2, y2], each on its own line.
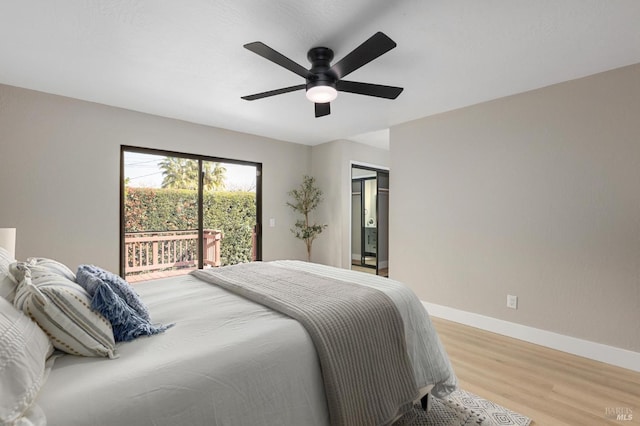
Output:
[422, 301, 640, 373]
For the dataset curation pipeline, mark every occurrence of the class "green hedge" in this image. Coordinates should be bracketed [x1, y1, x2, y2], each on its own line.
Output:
[125, 187, 256, 265]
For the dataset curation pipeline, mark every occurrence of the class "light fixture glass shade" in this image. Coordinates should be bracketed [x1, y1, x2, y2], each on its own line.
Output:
[306, 85, 338, 103]
[0, 228, 16, 259]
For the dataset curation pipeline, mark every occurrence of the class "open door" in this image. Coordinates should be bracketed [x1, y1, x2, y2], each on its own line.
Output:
[351, 165, 389, 277]
[376, 171, 389, 277]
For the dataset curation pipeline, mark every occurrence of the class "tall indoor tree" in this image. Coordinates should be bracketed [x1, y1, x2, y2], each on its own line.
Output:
[287, 175, 327, 262]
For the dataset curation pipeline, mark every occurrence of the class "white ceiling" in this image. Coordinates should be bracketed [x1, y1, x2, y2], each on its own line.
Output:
[1, 1, 639, 149]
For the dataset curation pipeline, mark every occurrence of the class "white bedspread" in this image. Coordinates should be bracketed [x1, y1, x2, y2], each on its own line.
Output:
[36, 262, 455, 426]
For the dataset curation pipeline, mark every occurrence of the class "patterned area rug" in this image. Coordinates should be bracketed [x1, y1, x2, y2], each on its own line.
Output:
[394, 389, 532, 426]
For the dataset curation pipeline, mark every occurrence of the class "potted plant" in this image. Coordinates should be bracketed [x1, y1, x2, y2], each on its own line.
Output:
[287, 175, 327, 261]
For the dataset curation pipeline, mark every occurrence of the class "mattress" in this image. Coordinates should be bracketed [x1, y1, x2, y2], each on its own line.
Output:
[35, 262, 455, 426]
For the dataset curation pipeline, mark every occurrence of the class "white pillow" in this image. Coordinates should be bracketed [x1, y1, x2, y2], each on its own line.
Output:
[0, 296, 53, 425]
[0, 247, 18, 303]
[26, 257, 76, 281]
[13, 263, 117, 358]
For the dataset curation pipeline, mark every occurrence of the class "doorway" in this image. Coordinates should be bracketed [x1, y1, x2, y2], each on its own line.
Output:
[351, 165, 389, 277]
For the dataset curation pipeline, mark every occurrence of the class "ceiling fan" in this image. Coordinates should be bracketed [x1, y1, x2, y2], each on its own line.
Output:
[241, 32, 403, 118]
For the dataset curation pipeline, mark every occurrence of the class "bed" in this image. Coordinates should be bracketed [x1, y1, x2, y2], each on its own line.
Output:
[1, 257, 456, 426]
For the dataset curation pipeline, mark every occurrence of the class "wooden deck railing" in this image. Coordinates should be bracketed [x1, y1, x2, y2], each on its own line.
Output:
[124, 229, 223, 274]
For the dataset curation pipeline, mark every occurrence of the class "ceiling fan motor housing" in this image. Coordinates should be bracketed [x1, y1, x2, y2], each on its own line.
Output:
[306, 47, 337, 91]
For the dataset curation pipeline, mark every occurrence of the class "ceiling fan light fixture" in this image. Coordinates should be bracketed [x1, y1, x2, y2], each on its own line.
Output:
[242, 32, 402, 116]
[306, 84, 337, 103]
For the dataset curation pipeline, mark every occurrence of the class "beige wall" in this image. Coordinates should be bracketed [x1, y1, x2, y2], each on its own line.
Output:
[0, 84, 311, 272]
[390, 64, 640, 352]
[311, 139, 389, 268]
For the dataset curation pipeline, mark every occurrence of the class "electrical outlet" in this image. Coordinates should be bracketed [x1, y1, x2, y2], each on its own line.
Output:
[507, 295, 518, 309]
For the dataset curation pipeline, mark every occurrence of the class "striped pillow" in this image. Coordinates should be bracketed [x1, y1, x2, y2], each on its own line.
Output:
[13, 263, 116, 358]
[26, 257, 76, 281]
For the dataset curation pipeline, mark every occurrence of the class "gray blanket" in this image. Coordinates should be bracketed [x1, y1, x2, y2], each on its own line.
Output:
[192, 262, 419, 426]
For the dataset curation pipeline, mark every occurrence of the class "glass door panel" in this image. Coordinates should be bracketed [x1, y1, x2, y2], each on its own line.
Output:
[351, 166, 377, 272]
[351, 180, 362, 267]
[363, 178, 377, 267]
[123, 152, 199, 281]
[202, 161, 259, 267]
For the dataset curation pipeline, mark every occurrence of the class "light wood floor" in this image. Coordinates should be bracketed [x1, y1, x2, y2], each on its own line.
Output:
[431, 318, 639, 425]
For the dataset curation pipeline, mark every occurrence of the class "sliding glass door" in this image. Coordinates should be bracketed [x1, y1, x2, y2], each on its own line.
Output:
[121, 147, 261, 282]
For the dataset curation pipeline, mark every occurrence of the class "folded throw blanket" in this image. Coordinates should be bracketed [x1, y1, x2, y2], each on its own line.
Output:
[192, 262, 418, 426]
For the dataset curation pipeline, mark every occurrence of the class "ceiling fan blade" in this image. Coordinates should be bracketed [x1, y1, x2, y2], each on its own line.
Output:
[244, 42, 310, 79]
[315, 102, 331, 117]
[336, 80, 403, 99]
[241, 84, 305, 101]
[329, 32, 397, 80]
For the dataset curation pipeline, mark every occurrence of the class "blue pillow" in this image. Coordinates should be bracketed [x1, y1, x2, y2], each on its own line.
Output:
[78, 265, 150, 320]
[76, 265, 173, 342]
